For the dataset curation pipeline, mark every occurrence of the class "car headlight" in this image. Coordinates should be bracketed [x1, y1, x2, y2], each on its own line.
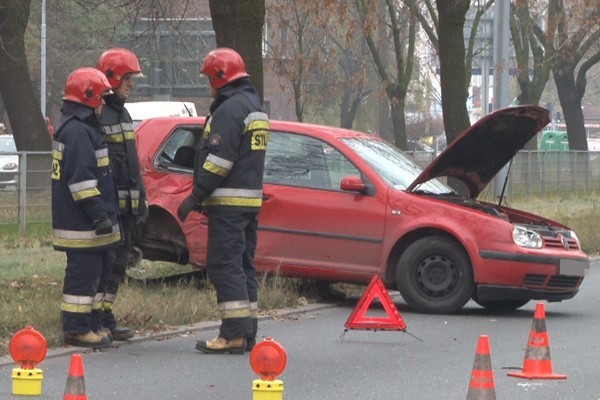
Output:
[512, 225, 543, 248]
[567, 230, 580, 246]
[2, 162, 17, 170]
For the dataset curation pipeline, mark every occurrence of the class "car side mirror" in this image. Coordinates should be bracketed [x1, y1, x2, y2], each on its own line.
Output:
[340, 175, 366, 193]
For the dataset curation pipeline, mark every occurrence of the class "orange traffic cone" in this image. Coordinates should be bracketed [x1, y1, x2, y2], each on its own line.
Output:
[63, 354, 88, 400]
[507, 302, 567, 380]
[466, 335, 496, 400]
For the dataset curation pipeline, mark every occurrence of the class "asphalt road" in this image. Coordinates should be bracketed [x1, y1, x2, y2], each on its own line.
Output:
[0, 258, 598, 399]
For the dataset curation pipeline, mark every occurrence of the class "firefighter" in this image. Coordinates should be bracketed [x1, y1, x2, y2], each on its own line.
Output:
[51, 67, 121, 348]
[178, 48, 270, 354]
[96, 48, 148, 341]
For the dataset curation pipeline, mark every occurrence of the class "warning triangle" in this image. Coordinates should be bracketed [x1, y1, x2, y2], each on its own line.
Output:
[344, 275, 407, 331]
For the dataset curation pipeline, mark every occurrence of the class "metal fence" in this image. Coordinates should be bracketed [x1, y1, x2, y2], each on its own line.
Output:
[2, 150, 600, 233]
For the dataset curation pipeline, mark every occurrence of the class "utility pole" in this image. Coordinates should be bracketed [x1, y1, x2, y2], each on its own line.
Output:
[41, 0, 47, 116]
[493, 1, 511, 198]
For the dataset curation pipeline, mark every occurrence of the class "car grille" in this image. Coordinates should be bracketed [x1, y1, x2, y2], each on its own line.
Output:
[542, 235, 580, 250]
[523, 273, 581, 289]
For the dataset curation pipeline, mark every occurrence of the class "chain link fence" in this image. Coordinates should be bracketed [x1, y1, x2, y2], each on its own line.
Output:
[1, 150, 599, 234]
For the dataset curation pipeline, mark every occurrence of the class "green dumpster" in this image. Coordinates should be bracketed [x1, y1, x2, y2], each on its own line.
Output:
[539, 130, 569, 151]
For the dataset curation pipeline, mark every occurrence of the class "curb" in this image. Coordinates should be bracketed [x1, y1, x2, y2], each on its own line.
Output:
[0, 302, 335, 368]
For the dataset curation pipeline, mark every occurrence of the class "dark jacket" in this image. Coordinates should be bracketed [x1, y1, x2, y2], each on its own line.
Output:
[51, 101, 121, 251]
[100, 94, 146, 215]
[192, 78, 270, 212]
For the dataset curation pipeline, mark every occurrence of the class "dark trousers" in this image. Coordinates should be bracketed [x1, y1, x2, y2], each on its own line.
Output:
[62, 251, 111, 334]
[206, 208, 259, 339]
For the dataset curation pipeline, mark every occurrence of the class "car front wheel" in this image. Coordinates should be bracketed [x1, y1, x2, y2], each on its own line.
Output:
[396, 237, 474, 314]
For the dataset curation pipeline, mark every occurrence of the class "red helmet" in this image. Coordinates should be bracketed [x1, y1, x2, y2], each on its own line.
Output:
[96, 48, 142, 88]
[200, 48, 249, 89]
[63, 68, 112, 108]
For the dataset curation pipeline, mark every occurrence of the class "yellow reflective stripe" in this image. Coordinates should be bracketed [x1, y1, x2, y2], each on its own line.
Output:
[72, 188, 101, 201]
[97, 156, 110, 167]
[61, 303, 93, 313]
[61, 294, 94, 314]
[52, 231, 121, 249]
[119, 199, 128, 208]
[102, 302, 114, 311]
[220, 309, 252, 319]
[203, 161, 229, 177]
[206, 154, 234, 170]
[203, 197, 262, 207]
[92, 301, 103, 310]
[52, 149, 63, 160]
[104, 133, 125, 143]
[131, 199, 139, 208]
[245, 120, 270, 132]
[124, 130, 136, 140]
[250, 310, 259, 318]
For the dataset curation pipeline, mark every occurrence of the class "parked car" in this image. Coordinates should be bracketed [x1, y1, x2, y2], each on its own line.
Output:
[125, 101, 197, 128]
[0, 135, 18, 188]
[134, 106, 589, 314]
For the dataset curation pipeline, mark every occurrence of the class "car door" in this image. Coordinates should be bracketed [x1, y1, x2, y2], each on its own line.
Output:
[256, 131, 387, 279]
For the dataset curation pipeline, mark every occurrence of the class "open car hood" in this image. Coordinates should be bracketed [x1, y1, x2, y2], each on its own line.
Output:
[406, 106, 550, 198]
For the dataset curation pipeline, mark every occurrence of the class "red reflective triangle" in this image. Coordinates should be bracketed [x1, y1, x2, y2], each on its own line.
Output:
[344, 275, 407, 331]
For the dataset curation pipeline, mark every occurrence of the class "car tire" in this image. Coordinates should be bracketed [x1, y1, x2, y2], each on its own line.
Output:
[396, 237, 474, 314]
[472, 297, 529, 313]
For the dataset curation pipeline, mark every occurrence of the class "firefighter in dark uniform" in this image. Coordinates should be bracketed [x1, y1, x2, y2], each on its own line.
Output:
[96, 48, 148, 341]
[52, 68, 121, 348]
[178, 48, 270, 354]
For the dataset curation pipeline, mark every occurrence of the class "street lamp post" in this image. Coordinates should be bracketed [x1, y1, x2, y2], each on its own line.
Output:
[41, 0, 47, 116]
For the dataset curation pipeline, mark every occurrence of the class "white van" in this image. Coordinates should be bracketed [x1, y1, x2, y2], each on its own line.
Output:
[125, 101, 198, 127]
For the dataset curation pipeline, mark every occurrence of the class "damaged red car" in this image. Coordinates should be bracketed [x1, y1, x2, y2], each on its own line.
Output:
[134, 106, 589, 314]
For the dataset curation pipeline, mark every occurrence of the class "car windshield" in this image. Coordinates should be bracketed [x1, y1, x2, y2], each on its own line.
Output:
[0, 136, 16, 152]
[342, 137, 454, 194]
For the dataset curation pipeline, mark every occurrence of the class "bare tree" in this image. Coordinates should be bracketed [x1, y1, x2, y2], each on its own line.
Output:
[552, 0, 600, 150]
[0, 0, 50, 150]
[209, 0, 266, 102]
[356, 0, 417, 149]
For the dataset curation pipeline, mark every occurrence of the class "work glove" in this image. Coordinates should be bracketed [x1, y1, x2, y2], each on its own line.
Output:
[137, 200, 149, 225]
[177, 194, 202, 221]
[94, 216, 113, 235]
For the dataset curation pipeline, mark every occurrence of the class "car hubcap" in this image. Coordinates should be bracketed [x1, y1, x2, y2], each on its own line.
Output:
[416, 255, 459, 296]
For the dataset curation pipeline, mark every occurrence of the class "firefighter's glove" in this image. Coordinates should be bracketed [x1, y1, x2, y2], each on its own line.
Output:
[177, 194, 202, 221]
[94, 216, 113, 235]
[137, 200, 149, 225]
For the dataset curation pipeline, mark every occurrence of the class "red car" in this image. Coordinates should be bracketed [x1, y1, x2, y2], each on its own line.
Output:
[134, 106, 589, 314]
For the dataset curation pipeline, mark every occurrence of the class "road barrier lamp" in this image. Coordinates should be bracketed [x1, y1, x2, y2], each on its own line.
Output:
[250, 337, 287, 400]
[9, 326, 47, 396]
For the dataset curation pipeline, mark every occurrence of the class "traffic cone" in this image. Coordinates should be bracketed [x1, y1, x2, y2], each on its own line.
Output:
[63, 354, 88, 400]
[466, 335, 496, 400]
[507, 302, 567, 380]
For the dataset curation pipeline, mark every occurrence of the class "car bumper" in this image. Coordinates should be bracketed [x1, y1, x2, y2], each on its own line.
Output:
[0, 171, 17, 186]
[476, 284, 579, 302]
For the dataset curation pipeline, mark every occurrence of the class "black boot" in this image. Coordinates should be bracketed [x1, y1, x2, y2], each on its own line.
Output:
[104, 311, 134, 341]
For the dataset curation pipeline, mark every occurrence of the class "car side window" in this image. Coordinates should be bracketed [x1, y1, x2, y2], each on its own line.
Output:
[264, 131, 359, 190]
[157, 127, 203, 170]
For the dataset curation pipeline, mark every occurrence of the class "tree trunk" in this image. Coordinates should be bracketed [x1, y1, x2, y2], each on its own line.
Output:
[390, 95, 407, 149]
[0, 0, 50, 151]
[209, 0, 266, 103]
[435, 0, 471, 145]
[554, 74, 588, 150]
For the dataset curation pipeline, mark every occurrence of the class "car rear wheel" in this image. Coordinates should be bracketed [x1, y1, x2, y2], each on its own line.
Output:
[472, 297, 529, 312]
[396, 237, 474, 314]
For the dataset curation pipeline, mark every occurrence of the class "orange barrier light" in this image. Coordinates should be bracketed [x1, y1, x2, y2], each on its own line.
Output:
[250, 337, 286, 400]
[9, 326, 47, 396]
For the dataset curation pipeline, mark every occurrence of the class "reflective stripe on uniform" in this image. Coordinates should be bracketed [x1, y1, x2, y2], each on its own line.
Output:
[69, 179, 100, 201]
[52, 141, 64, 160]
[218, 300, 252, 320]
[204, 188, 263, 207]
[61, 294, 94, 314]
[92, 292, 104, 310]
[244, 112, 270, 132]
[203, 153, 233, 177]
[102, 123, 136, 143]
[250, 301, 259, 318]
[52, 226, 121, 249]
[96, 148, 110, 167]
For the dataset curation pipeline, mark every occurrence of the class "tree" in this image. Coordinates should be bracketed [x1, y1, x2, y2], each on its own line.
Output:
[408, 0, 492, 147]
[0, 0, 50, 150]
[209, 0, 266, 102]
[509, 0, 556, 149]
[552, 0, 600, 150]
[356, 0, 417, 149]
